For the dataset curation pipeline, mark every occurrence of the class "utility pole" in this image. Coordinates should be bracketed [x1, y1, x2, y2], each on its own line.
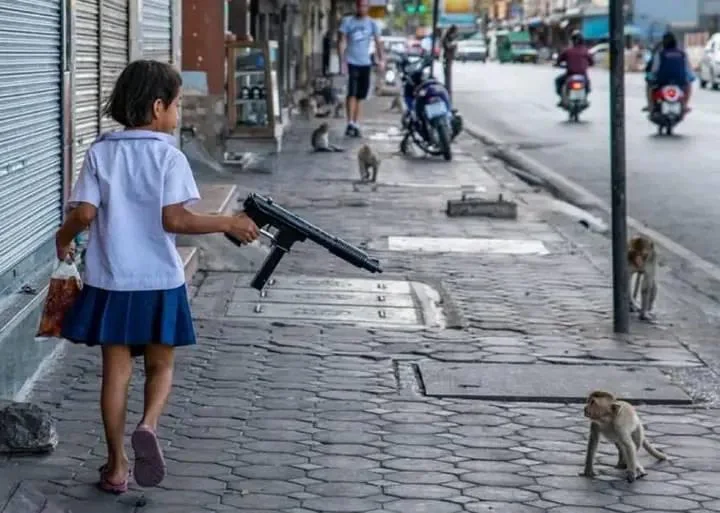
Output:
[429, 0, 440, 77]
[609, 0, 629, 333]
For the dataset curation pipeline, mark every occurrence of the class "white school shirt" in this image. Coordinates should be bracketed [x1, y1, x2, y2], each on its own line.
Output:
[69, 130, 201, 291]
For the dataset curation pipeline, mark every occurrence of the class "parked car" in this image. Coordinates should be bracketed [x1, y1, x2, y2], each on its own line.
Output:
[497, 30, 538, 64]
[589, 42, 608, 60]
[381, 35, 408, 55]
[699, 33, 720, 89]
[455, 33, 487, 62]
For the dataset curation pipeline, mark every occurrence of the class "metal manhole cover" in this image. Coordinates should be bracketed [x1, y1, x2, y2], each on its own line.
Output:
[225, 275, 446, 328]
[417, 362, 692, 404]
[379, 237, 550, 255]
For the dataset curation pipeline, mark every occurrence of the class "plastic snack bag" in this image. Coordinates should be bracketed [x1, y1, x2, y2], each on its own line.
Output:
[36, 260, 83, 339]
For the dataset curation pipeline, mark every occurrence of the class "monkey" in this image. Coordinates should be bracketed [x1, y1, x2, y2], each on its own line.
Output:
[314, 85, 345, 119]
[387, 94, 405, 113]
[357, 144, 380, 183]
[297, 94, 318, 119]
[627, 235, 657, 321]
[580, 390, 668, 483]
[310, 123, 344, 152]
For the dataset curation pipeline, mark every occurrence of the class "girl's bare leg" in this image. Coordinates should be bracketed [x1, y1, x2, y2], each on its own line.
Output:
[140, 344, 175, 430]
[100, 345, 133, 482]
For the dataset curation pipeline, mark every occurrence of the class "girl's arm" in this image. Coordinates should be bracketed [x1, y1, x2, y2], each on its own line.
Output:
[56, 203, 97, 258]
[162, 204, 259, 242]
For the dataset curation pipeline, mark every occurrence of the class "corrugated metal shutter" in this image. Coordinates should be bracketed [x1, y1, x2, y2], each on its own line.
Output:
[142, 0, 173, 62]
[0, 0, 63, 276]
[74, 0, 100, 183]
[100, 0, 129, 132]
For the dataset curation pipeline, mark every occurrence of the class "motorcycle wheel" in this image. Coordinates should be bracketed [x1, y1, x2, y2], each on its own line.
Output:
[400, 134, 410, 155]
[436, 121, 452, 161]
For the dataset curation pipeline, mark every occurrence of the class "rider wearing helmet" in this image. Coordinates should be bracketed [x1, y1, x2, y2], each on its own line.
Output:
[555, 30, 594, 106]
[645, 31, 694, 113]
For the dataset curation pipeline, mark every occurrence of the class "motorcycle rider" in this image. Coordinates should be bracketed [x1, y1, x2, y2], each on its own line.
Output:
[645, 31, 694, 114]
[555, 30, 594, 107]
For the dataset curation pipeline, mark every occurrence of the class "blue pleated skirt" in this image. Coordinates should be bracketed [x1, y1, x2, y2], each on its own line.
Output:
[61, 284, 196, 358]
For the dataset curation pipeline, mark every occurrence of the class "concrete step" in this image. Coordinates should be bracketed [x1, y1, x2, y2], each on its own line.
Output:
[191, 183, 238, 215]
[178, 183, 238, 283]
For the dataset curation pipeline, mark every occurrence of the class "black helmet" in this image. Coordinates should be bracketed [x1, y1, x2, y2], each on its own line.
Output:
[662, 31, 677, 49]
[571, 30, 583, 45]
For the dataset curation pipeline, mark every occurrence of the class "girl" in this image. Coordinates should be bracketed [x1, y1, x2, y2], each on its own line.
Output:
[55, 60, 259, 494]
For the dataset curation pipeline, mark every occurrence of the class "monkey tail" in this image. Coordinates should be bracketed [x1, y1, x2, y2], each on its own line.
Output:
[642, 440, 667, 461]
[315, 111, 331, 118]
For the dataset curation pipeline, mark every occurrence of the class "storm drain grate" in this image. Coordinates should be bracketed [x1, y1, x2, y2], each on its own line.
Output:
[226, 275, 447, 329]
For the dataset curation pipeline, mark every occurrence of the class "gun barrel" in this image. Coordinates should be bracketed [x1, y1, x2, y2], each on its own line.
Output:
[244, 193, 383, 274]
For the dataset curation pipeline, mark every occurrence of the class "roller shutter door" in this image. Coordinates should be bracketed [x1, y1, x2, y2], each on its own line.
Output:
[100, 0, 129, 132]
[74, 0, 101, 182]
[0, 0, 63, 276]
[141, 0, 172, 62]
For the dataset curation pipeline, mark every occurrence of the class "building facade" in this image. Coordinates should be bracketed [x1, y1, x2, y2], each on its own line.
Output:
[0, 0, 181, 399]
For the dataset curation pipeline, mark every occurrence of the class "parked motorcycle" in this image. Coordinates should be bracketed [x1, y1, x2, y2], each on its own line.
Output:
[649, 85, 684, 135]
[398, 54, 462, 161]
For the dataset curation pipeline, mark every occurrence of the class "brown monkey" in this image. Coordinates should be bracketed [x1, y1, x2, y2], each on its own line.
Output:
[310, 123, 344, 152]
[627, 235, 657, 321]
[580, 390, 667, 483]
[387, 94, 404, 113]
[298, 96, 318, 119]
[357, 144, 380, 182]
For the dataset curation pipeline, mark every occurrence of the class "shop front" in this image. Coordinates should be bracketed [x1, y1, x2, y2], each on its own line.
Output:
[0, 0, 180, 399]
[0, 0, 66, 398]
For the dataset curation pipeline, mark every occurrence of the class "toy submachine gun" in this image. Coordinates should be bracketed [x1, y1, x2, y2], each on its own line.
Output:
[225, 193, 383, 290]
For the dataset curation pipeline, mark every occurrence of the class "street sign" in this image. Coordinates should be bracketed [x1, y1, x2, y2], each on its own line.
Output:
[368, 0, 387, 18]
[444, 0, 471, 14]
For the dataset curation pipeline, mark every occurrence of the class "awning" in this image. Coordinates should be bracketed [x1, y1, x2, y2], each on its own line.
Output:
[581, 15, 608, 40]
[596, 24, 646, 40]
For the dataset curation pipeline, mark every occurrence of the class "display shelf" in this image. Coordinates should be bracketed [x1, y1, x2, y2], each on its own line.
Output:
[226, 40, 282, 137]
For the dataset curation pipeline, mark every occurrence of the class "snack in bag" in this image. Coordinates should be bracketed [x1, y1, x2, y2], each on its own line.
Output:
[36, 260, 83, 339]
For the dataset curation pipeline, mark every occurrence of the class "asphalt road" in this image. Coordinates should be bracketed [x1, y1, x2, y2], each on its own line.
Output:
[452, 61, 720, 268]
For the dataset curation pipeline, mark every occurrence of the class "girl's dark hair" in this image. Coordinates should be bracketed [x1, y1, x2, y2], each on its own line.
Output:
[102, 60, 182, 128]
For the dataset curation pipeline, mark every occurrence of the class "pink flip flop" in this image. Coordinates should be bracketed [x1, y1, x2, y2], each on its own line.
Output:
[131, 425, 167, 487]
[97, 464, 129, 494]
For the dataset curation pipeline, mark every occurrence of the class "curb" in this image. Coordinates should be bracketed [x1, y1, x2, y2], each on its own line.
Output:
[464, 121, 720, 285]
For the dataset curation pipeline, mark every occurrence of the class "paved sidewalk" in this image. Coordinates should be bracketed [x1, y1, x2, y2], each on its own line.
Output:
[3, 98, 720, 513]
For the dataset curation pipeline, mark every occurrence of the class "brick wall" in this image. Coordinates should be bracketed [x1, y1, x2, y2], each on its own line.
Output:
[182, 0, 226, 95]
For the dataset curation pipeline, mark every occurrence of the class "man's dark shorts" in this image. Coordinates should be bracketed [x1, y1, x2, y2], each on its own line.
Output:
[347, 64, 372, 100]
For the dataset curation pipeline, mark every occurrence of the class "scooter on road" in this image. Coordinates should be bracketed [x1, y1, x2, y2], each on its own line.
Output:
[648, 85, 684, 136]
